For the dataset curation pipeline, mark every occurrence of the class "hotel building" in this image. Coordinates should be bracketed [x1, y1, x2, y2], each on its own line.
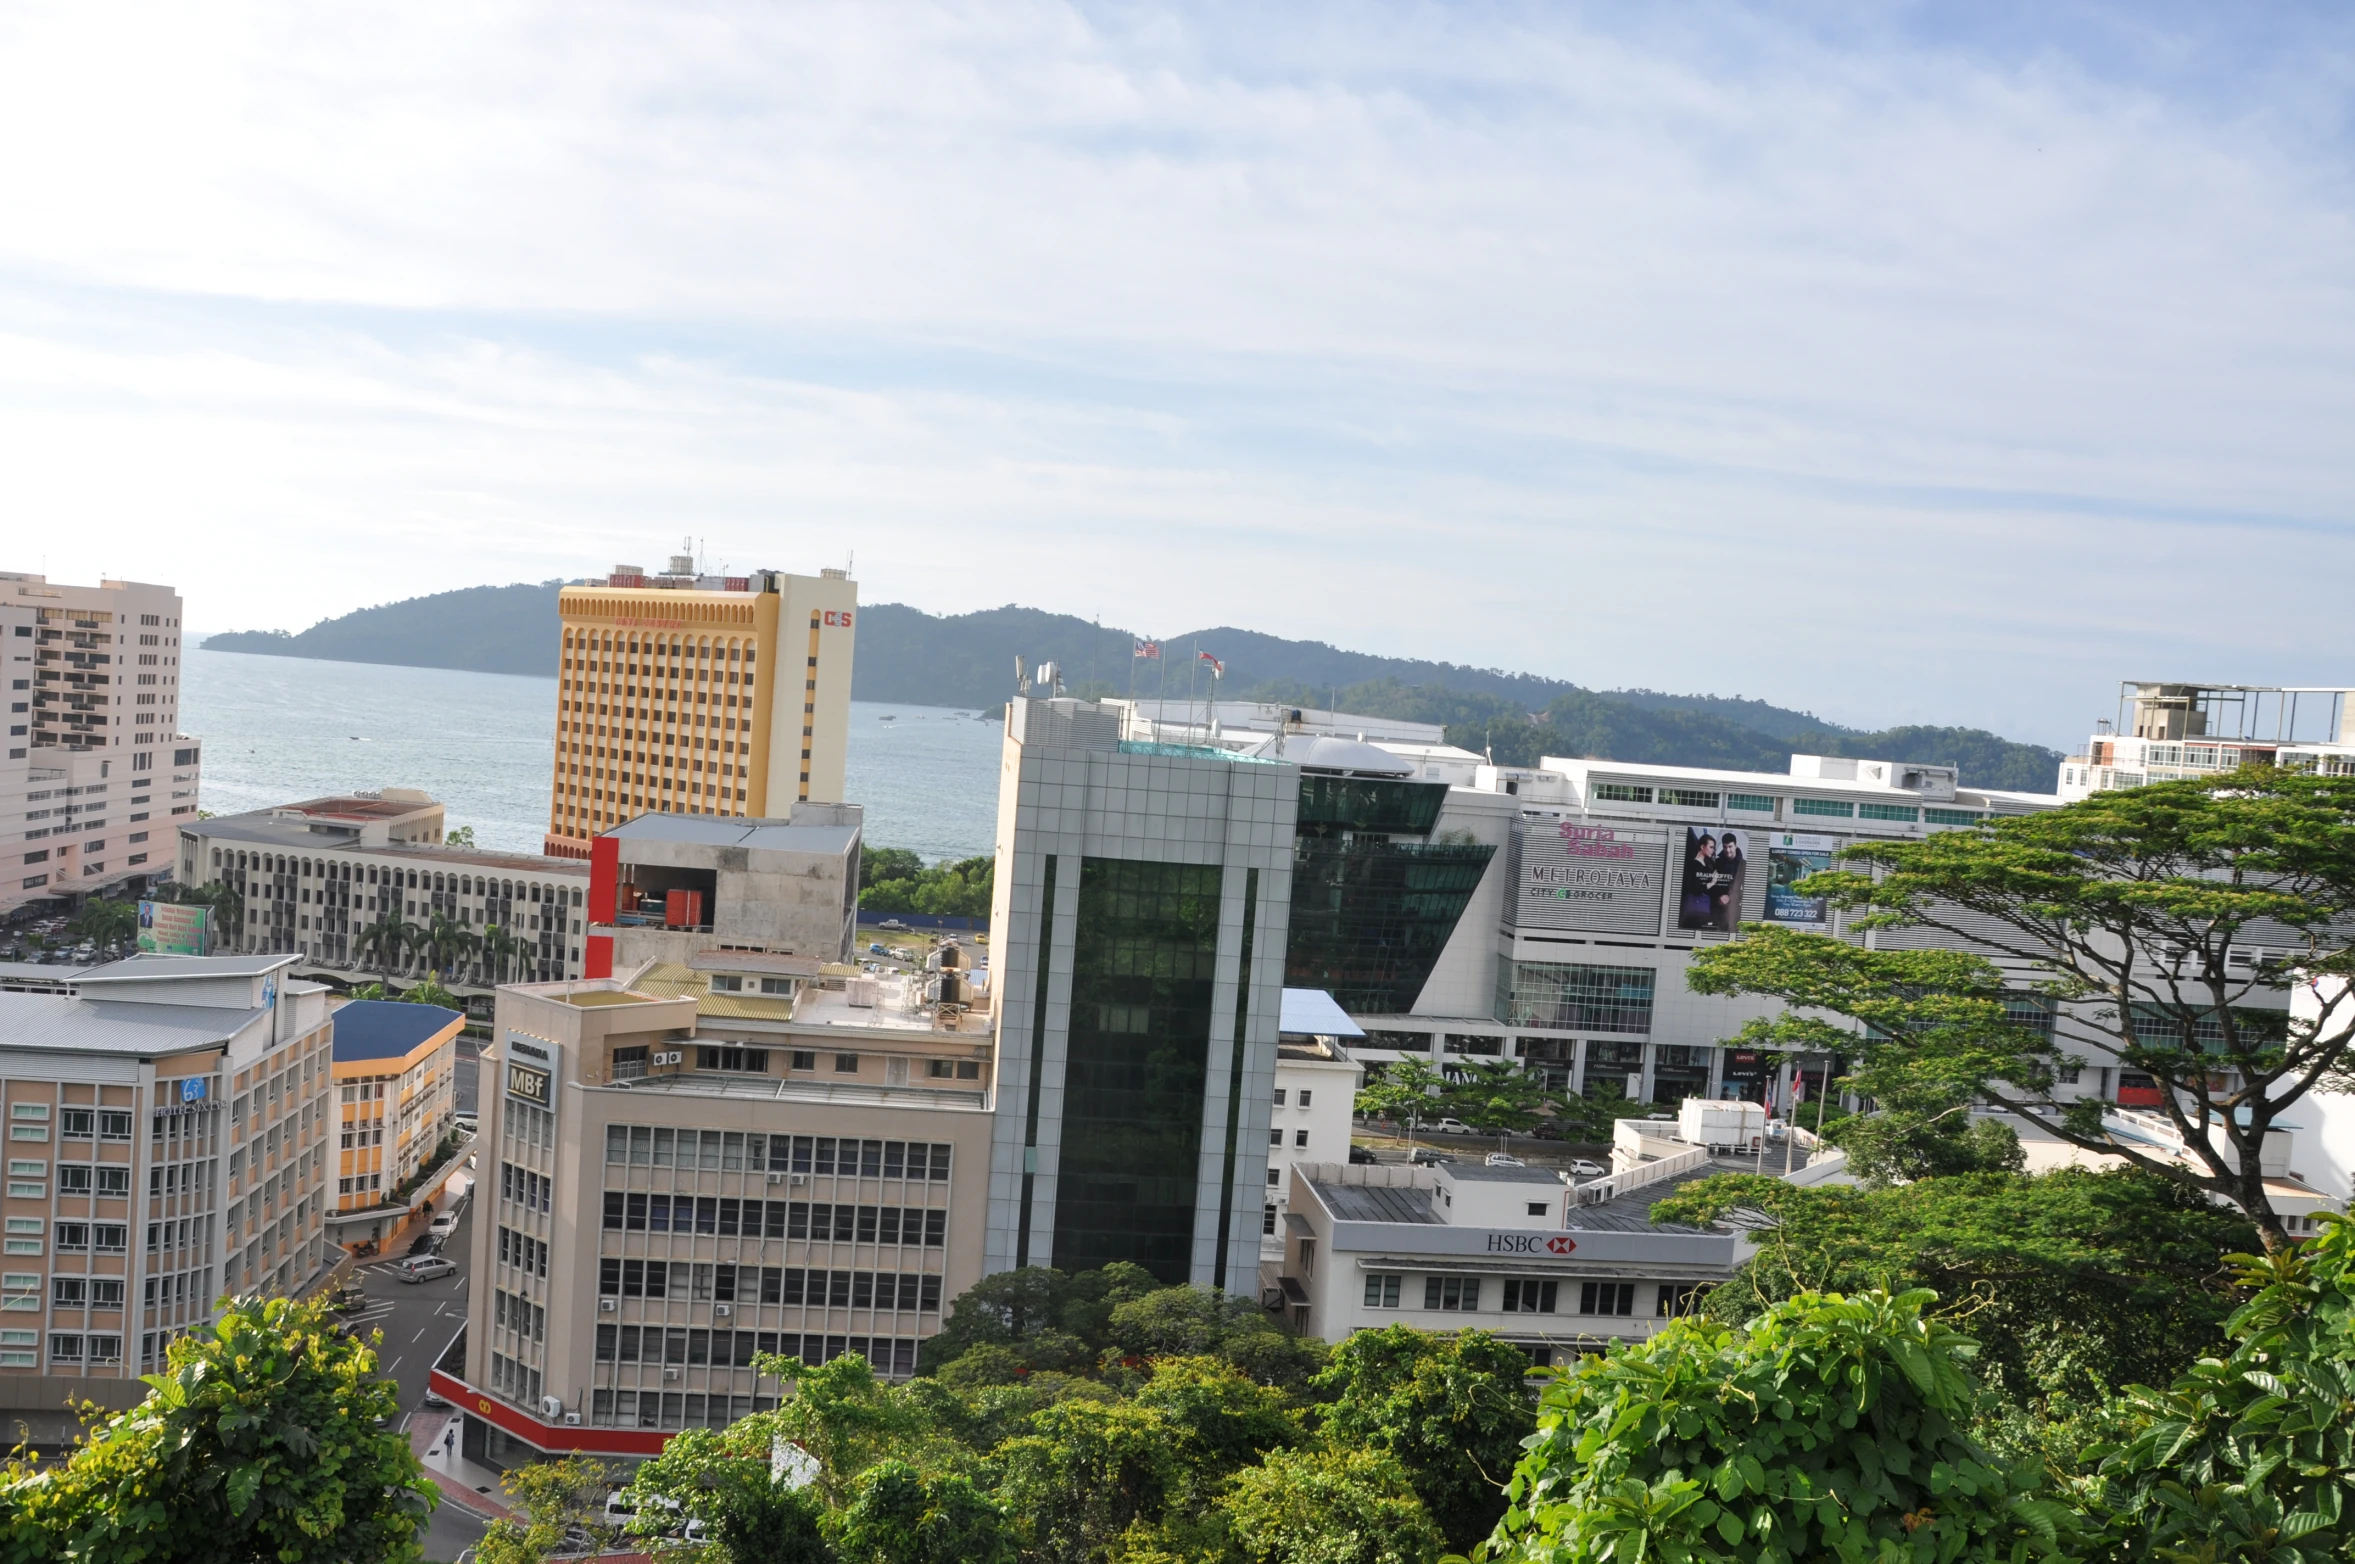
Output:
[441, 954, 995, 1467]
[982, 697, 1298, 1292]
[0, 952, 334, 1418]
[3, 572, 203, 919]
[328, 999, 466, 1252]
[544, 559, 858, 858]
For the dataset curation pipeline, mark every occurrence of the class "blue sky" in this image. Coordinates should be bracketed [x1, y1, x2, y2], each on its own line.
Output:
[3, 1, 2352, 748]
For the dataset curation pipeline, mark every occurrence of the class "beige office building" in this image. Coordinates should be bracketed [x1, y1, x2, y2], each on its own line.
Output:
[3, 572, 203, 918]
[442, 956, 992, 1467]
[0, 953, 334, 1425]
[544, 559, 858, 858]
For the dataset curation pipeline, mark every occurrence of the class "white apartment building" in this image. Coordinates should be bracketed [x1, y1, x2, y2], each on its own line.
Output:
[0, 952, 335, 1419]
[177, 792, 589, 992]
[2061, 681, 2355, 799]
[1264, 989, 1364, 1263]
[3, 574, 203, 920]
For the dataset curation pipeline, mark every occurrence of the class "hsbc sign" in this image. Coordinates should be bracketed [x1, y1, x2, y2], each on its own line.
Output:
[1486, 1232, 1578, 1256]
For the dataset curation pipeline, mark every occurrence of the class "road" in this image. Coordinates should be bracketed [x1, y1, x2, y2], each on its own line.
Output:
[346, 1196, 483, 1561]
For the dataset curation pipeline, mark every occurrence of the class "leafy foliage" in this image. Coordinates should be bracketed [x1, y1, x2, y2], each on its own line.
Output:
[1687, 767, 2355, 1249]
[475, 1454, 624, 1564]
[623, 1418, 836, 1562]
[1226, 1446, 1444, 1564]
[860, 850, 996, 917]
[834, 1460, 1013, 1564]
[1312, 1325, 1537, 1553]
[1649, 1169, 2253, 1406]
[0, 1294, 434, 1564]
[1489, 1288, 2074, 1564]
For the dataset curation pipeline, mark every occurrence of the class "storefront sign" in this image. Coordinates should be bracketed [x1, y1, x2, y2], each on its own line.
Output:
[1507, 819, 1669, 935]
[506, 1063, 551, 1109]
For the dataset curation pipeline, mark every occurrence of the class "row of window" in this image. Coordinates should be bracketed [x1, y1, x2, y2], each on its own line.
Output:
[494, 1287, 545, 1342]
[50, 1276, 125, 1308]
[600, 1194, 947, 1245]
[601, 1127, 953, 1180]
[2, 1108, 134, 1142]
[502, 1162, 553, 1213]
[37, 1332, 121, 1366]
[490, 1350, 542, 1409]
[1364, 1274, 1706, 1317]
[497, 1226, 549, 1278]
[597, 1259, 943, 1310]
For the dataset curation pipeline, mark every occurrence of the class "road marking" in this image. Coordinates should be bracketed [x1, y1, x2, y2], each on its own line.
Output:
[415, 1326, 429, 1341]
[390, 1355, 403, 1371]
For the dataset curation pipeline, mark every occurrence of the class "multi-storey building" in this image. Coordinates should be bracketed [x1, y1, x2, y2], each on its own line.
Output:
[439, 961, 995, 1469]
[0, 952, 333, 1420]
[581, 807, 861, 977]
[544, 558, 858, 858]
[177, 793, 589, 988]
[1263, 988, 1363, 1263]
[2060, 681, 2355, 798]
[3, 572, 203, 919]
[328, 999, 465, 1253]
[982, 696, 1298, 1292]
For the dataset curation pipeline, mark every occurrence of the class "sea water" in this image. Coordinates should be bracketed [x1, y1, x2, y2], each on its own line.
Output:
[181, 650, 1003, 863]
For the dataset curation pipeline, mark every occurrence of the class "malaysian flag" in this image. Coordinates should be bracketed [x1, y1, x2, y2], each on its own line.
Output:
[1198, 650, 1224, 678]
[1133, 639, 1161, 659]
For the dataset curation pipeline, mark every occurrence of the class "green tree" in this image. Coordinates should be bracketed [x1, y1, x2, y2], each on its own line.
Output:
[2087, 1215, 2355, 1561]
[1130, 1356, 1299, 1479]
[832, 1460, 1011, 1564]
[478, 922, 526, 984]
[397, 972, 464, 1011]
[354, 911, 417, 978]
[156, 878, 244, 941]
[1440, 1060, 1548, 1149]
[1310, 1324, 1535, 1553]
[423, 912, 478, 976]
[992, 1398, 1180, 1564]
[1688, 768, 2355, 1251]
[1107, 1288, 1327, 1393]
[1648, 1168, 2255, 1406]
[623, 1421, 835, 1564]
[1225, 1446, 1443, 1564]
[859, 845, 925, 891]
[67, 898, 139, 955]
[1355, 1056, 1450, 1147]
[917, 1264, 1160, 1376]
[859, 854, 995, 918]
[443, 824, 477, 849]
[0, 1294, 435, 1563]
[1491, 1288, 2074, 1564]
[476, 1454, 623, 1564]
[762, 1353, 926, 1508]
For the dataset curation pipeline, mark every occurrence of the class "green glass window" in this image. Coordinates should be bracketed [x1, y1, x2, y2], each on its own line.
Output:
[1494, 961, 1655, 1033]
[1858, 803, 1918, 822]
[1923, 808, 1985, 827]
[1726, 794, 1776, 812]
[1055, 857, 1224, 1283]
[1659, 789, 1719, 809]
[1295, 775, 1449, 835]
[1792, 798, 1854, 818]
[1591, 783, 1652, 803]
[1285, 838, 1494, 1013]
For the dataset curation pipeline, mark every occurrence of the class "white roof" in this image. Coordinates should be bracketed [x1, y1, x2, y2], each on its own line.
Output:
[1279, 988, 1366, 1038]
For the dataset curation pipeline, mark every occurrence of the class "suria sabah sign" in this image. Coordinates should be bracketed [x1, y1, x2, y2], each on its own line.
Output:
[1507, 817, 1670, 935]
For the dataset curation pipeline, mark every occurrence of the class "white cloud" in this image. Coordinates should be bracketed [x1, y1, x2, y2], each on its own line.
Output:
[0, 1, 2351, 746]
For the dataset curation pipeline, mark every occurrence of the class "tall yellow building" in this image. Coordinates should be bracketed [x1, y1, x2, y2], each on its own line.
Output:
[545, 562, 858, 858]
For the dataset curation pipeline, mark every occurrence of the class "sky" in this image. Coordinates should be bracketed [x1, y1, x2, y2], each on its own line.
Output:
[4, 2, 2353, 749]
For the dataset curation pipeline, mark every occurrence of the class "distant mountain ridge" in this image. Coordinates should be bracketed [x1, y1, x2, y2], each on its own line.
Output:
[200, 582, 2062, 791]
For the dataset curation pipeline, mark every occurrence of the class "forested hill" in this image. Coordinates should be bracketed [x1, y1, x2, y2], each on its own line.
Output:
[199, 585, 2063, 791]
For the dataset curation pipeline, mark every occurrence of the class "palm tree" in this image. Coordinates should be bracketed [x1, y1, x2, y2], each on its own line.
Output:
[424, 913, 477, 977]
[478, 923, 525, 985]
[353, 913, 418, 981]
[68, 899, 139, 957]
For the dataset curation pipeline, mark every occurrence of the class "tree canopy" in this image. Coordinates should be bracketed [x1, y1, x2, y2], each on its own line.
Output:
[1687, 767, 2355, 1248]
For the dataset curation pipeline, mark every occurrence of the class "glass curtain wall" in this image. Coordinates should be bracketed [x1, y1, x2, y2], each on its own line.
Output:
[1285, 775, 1495, 1014]
[1054, 857, 1224, 1283]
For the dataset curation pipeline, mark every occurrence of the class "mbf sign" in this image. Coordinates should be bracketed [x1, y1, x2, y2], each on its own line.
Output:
[1484, 1232, 1578, 1256]
[507, 1062, 551, 1109]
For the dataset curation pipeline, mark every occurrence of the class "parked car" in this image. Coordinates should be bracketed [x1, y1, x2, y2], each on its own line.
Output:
[1428, 1118, 1474, 1136]
[878, 919, 910, 932]
[406, 1232, 441, 1257]
[452, 1114, 479, 1137]
[429, 1208, 462, 1238]
[420, 1391, 452, 1411]
[1407, 1148, 1456, 1167]
[395, 1255, 458, 1283]
[1565, 1158, 1608, 1178]
[1484, 1152, 1525, 1167]
[1346, 1145, 1380, 1165]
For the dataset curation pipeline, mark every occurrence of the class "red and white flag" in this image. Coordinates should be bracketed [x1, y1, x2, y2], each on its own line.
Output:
[1197, 650, 1224, 678]
[1133, 639, 1161, 659]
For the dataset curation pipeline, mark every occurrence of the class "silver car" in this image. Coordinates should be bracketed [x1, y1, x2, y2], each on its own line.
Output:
[395, 1255, 458, 1284]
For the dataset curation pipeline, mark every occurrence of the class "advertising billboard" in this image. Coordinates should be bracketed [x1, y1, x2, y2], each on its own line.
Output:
[1675, 827, 1750, 934]
[1762, 833, 1841, 928]
[1507, 818, 1669, 936]
[136, 901, 210, 957]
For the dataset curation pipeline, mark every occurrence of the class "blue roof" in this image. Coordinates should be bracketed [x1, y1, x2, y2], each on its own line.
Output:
[333, 1000, 463, 1063]
[1279, 988, 1365, 1038]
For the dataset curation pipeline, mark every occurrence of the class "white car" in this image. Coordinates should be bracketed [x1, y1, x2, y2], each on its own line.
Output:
[395, 1255, 458, 1284]
[1565, 1158, 1608, 1179]
[1428, 1118, 1474, 1136]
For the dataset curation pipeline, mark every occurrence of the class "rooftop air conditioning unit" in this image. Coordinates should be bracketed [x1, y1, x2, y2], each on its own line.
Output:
[540, 1394, 563, 1419]
[599, 1298, 617, 1312]
[563, 1412, 581, 1427]
[714, 1304, 732, 1318]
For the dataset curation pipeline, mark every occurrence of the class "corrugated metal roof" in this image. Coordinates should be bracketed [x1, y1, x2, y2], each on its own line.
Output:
[79, 953, 293, 983]
[632, 964, 796, 1022]
[0, 995, 261, 1055]
[1310, 1180, 1441, 1224]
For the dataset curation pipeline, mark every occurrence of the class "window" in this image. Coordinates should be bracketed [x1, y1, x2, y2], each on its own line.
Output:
[791, 1051, 816, 1071]
[698, 1046, 769, 1074]
[59, 1110, 91, 1139]
[1263, 1204, 1277, 1235]
[1423, 1276, 1481, 1311]
[1525, 1202, 1547, 1216]
[1858, 803, 1918, 822]
[58, 1165, 90, 1195]
[99, 1112, 131, 1140]
[1660, 788, 1719, 809]
[1591, 783, 1652, 803]
[1580, 1281, 1636, 1316]
[1923, 808, 1985, 827]
[1363, 1273, 1402, 1308]
[48, 1334, 81, 1364]
[1658, 1284, 1707, 1317]
[52, 1223, 87, 1252]
[1792, 798, 1854, 818]
[1502, 1279, 1559, 1313]
[1727, 793, 1775, 813]
[1266, 1167, 1281, 1186]
[1271, 1089, 1287, 1107]
[1494, 961, 1655, 1034]
[1268, 1128, 1282, 1147]
[1294, 1130, 1309, 1148]
[834, 1054, 859, 1074]
[1297, 1090, 1312, 1108]
[52, 1278, 85, 1307]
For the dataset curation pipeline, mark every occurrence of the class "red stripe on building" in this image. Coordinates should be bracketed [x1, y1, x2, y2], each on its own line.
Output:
[429, 1369, 674, 1457]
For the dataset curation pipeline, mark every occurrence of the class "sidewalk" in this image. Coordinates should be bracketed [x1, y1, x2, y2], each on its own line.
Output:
[412, 1410, 514, 1523]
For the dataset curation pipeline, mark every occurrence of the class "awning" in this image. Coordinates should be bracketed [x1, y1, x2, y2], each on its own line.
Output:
[1279, 988, 1366, 1038]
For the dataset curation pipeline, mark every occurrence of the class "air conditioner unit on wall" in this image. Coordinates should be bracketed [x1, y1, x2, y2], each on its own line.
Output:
[714, 1303, 731, 1318]
[599, 1298, 616, 1312]
[563, 1412, 581, 1426]
[664, 1367, 681, 1381]
[767, 1172, 783, 1184]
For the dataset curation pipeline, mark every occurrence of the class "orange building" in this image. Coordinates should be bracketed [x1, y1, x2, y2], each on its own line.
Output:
[544, 561, 857, 858]
[329, 1000, 465, 1250]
